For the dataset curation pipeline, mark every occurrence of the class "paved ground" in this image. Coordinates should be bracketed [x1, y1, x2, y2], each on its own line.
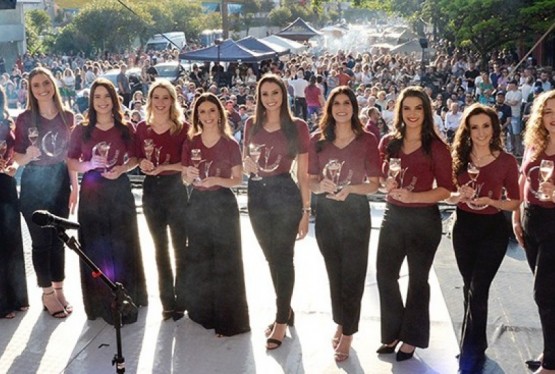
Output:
[0, 191, 541, 374]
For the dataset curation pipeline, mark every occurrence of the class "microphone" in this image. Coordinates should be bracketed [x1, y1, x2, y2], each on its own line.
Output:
[32, 210, 80, 230]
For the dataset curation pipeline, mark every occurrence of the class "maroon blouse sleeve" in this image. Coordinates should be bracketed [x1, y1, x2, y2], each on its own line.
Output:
[364, 133, 382, 178]
[296, 119, 310, 154]
[308, 132, 321, 175]
[378, 135, 391, 175]
[431, 140, 455, 191]
[67, 125, 84, 159]
[181, 138, 192, 166]
[243, 117, 254, 149]
[229, 137, 242, 167]
[13, 111, 30, 154]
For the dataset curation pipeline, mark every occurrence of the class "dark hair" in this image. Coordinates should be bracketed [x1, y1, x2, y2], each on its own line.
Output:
[83, 78, 130, 141]
[385, 86, 443, 160]
[317, 86, 364, 152]
[451, 103, 503, 182]
[251, 74, 298, 158]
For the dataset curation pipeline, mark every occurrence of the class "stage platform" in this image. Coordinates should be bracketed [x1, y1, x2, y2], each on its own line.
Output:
[0, 194, 540, 374]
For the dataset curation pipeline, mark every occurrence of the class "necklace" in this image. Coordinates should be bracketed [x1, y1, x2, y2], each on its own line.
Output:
[471, 151, 493, 161]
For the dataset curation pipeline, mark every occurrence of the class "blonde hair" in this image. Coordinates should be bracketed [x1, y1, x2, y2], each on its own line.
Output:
[145, 80, 184, 135]
[523, 90, 555, 161]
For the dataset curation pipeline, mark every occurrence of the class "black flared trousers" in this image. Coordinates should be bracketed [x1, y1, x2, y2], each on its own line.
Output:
[315, 193, 370, 335]
[376, 203, 442, 348]
[523, 204, 555, 370]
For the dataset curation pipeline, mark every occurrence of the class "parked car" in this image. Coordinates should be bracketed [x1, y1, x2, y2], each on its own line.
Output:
[153, 62, 191, 84]
[99, 67, 143, 94]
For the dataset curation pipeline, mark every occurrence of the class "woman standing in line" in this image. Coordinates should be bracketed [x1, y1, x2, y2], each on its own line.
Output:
[513, 90, 555, 374]
[14, 67, 78, 319]
[182, 92, 250, 337]
[243, 74, 310, 350]
[376, 86, 454, 361]
[448, 104, 520, 373]
[135, 81, 189, 321]
[67, 78, 147, 324]
[0, 85, 29, 319]
[308, 86, 381, 361]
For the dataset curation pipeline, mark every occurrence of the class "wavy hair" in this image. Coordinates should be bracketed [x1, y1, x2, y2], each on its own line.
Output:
[82, 78, 130, 141]
[251, 74, 298, 158]
[189, 93, 231, 139]
[385, 86, 443, 160]
[27, 67, 69, 128]
[451, 103, 503, 181]
[317, 86, 364, 152]
[523, 90, 555, 161]
[145, 80, 184, 135]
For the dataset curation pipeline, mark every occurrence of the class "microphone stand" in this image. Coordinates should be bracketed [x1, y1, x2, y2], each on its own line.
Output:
[54, 227, 133, 374]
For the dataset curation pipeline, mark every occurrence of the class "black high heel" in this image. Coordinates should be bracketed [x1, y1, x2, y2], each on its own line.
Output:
[162, 310, 174, 321]
[376, 340, 400, 354]
[173, 310, 185, 321]
[265, 309, 294, 337]
[266, 328, 286, 350]
[396, 348, 415, 362]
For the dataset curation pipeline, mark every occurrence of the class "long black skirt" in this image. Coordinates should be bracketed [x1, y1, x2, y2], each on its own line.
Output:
[78, 171, 148, 325]
[184, 188, 250, 336]
[0, 173, 29, 316]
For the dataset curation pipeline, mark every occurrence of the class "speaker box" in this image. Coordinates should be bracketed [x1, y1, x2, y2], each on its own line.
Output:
[0, 0, 16, 10]
[419, 38, 428, 49]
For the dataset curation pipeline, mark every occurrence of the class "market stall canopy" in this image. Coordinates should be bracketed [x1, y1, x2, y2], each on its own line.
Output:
[261, 35, 306, 54]
[237, 36, 290, 56]
[179, 39, 275, 62]
[276, 17, 323, 42]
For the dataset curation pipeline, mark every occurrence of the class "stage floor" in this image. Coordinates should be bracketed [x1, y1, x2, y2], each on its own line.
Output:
[0, 195, 540, 374]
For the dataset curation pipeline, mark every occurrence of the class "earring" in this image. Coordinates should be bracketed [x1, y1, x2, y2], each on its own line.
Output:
[466, 137, 472, 147]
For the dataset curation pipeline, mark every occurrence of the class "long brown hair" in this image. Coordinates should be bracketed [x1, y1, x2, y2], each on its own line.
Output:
[27, 67, 69, 129]
[251, 74, 298, 158]
[82, 78, 130, 141]
[385, 86, 443, 160]
[317, 86, 364, 152]
[451, 103, 503, 181]
[189, 93, 232, 139]
[523, 90, 555, 161]
[145, 80, 184, 135]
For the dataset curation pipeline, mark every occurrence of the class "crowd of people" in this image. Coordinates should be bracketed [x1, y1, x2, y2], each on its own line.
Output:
[1, 41, 555, 374]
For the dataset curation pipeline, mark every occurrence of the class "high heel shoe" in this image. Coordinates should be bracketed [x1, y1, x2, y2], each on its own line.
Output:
[42, 291, 68, 319]
[54, 287, 73, 314]
[396, 347, 415, 362]
[266, 324, 287, 350]
[173, 310, 185, 321]
[376, 340, 400, 354]
[334, 335, 352, 362]
[162, 310, 174, 321]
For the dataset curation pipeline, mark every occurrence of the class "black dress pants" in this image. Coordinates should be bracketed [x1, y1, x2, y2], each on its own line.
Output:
[20, 163, 70, 287]
[143, 173, 188, 312]
[452, 208, 508, 369]
[315, 194, 370, 335]
[376, 203, 442, 348]
[522, 204, 555, 370]
[247, 174, 302, 324]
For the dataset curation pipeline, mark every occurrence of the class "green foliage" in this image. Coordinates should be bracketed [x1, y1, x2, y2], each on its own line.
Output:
[268, 7, 292, 27]
[25, 10, 52, 54]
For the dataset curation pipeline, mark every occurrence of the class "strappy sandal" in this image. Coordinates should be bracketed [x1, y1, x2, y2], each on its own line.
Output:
[54, 287, 73, 314]
[42, 291, 68, 319]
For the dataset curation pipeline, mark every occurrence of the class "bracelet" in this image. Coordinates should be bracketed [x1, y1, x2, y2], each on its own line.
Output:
[302, 207, 311, 214]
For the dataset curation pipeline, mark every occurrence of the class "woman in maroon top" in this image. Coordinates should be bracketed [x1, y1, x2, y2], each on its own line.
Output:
[376, 86, 454, 361]
[243, 74, 310, 350]
[67, 78, 148, 325]
[513, 90, 555, 374]
[308, 86, 381, 362]
[135, 80, 189, 321]
[0, 85, 29, 319]
[182, 93, 250, 337]
[14, 67, 78, 319]
[448, 104, 520, 373]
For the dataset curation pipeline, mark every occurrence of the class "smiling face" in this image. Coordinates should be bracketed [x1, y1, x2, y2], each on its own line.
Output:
[331, 93, 353, 125]
[401, 96, 424, 131]
[259, 81, 283, 113]
[197, 100, 220, 129]
[150, 87, 172, 117]
[92, 85, 114, 116]
[30, 73, 55, 103]
[468, 113, 493, 148]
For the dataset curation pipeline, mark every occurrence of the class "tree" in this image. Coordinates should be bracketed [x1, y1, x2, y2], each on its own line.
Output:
[268, 7, 292, 27]
[25, 10, 52, 53]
